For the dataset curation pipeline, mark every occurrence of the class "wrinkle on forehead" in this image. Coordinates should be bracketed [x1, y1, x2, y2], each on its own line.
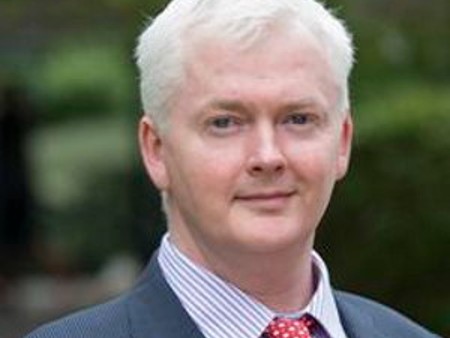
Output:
[181, 30, 340, 117]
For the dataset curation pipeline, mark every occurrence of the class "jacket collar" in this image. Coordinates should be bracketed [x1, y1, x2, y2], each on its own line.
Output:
[334, 291, 387, 338]
[127, 252, 206, 338]
[126, 253, 388, 338]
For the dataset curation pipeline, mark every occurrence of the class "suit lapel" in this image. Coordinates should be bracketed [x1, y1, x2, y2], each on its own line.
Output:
[334, 291, 386, 338]
[126, 254, 390, 338]
[126, 252, 206, 338]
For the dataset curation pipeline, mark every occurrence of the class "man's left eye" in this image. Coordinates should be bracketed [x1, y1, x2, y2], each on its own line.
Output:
[283, 113, 311, 125]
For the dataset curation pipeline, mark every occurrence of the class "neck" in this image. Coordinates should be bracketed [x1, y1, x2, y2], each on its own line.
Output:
[171, 233, 315, 313]
[224, 251, 314, 313]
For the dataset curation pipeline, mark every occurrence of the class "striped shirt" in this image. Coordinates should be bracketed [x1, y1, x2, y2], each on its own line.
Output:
[158, 233, 347, 338]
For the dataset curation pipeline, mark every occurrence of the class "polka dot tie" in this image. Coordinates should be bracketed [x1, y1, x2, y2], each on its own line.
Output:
[264, 315, 317, 338]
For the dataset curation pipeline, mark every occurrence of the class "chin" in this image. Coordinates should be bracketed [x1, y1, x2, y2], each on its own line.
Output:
[232, 220, 312, 254]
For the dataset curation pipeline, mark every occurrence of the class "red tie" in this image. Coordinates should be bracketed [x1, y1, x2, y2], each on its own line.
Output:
[264, 316, 317, 338]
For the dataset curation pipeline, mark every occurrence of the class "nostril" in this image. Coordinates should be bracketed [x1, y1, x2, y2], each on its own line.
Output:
[273, 164, 285, 175]
[249, 161, 285, 176]
[250, 165, 264, 173]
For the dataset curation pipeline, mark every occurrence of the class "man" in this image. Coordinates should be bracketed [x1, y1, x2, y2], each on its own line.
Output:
[26, 0, 439, 337]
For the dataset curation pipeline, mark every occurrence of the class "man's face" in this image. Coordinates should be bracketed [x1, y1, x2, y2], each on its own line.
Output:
[140, 31, 352, 265]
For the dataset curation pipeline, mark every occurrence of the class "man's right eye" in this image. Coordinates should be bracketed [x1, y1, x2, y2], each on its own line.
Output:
[210, 116, 237, 129]
[205, 115, 244, 136]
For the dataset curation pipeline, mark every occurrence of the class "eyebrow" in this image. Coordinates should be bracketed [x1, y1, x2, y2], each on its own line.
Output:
[281, 99, 324, 112]
[209, 99, 247, 112]
[207, 97, 325, 113]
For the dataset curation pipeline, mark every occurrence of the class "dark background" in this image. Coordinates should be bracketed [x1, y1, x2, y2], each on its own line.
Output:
[0, 0, 449, 337]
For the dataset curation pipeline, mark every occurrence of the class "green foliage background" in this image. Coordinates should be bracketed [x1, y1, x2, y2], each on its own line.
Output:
[1, 0, 448, 335]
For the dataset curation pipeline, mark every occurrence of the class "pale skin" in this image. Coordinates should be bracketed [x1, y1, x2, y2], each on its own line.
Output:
[139, 29, 353, 312]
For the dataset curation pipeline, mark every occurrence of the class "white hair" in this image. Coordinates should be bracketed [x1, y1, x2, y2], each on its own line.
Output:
[136, 0, 355, 130]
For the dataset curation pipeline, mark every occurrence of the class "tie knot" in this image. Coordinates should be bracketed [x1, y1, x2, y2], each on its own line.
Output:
[264, 315, 316, 338]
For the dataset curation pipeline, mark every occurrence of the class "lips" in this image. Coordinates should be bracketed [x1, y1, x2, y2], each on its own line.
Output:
[234, 190, 296, 211]
[236, 191, 295, 201]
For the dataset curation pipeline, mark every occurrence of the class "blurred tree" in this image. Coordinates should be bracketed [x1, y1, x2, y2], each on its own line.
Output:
[0, 81, 35, 277]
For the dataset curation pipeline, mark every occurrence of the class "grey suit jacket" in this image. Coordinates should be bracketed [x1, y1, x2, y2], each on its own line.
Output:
[25, 253, 440, 338]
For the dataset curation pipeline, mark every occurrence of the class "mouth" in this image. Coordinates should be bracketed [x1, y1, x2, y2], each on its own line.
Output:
[234, 190, 296, 210]
[237, 191, 295, 200]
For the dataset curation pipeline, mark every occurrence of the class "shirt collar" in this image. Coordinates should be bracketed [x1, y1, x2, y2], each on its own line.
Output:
[158, 233, 347, 338]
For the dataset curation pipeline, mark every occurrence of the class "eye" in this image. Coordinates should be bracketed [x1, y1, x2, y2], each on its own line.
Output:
[282, 113, 313, 125]
[205, 114, 244, 136]
[210, 116, 237, 129]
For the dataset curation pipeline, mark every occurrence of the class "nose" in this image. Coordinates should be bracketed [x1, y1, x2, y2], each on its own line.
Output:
[247, 124, 286, 177]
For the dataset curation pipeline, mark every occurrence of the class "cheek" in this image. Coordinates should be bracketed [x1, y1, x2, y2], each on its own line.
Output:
[170, 140, 245, 196]
[285, 140, 338, 180]
[200, 153, 246, 194]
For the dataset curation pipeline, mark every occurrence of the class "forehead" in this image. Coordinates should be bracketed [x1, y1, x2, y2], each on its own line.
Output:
[178, 30, 339, 112]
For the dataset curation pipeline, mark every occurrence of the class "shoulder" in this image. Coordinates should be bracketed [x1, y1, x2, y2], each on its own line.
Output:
[334, 291, 440, 338]
[24, 253, 174, 338]
[24, 295, 131, 338]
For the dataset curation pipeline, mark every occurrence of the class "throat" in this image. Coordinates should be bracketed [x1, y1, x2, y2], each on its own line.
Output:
[207, 250, 316, 313]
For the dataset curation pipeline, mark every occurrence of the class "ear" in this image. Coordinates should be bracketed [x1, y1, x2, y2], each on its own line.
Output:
[335, 113, 353, 180]
[138, 115, 169, 190]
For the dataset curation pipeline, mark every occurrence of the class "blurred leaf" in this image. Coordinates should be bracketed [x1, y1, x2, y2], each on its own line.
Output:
[30, 43, 133, 121]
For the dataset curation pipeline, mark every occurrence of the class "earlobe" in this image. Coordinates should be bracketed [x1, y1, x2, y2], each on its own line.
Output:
[336, 113, 353, 180]
[138, 115, 169, 190]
